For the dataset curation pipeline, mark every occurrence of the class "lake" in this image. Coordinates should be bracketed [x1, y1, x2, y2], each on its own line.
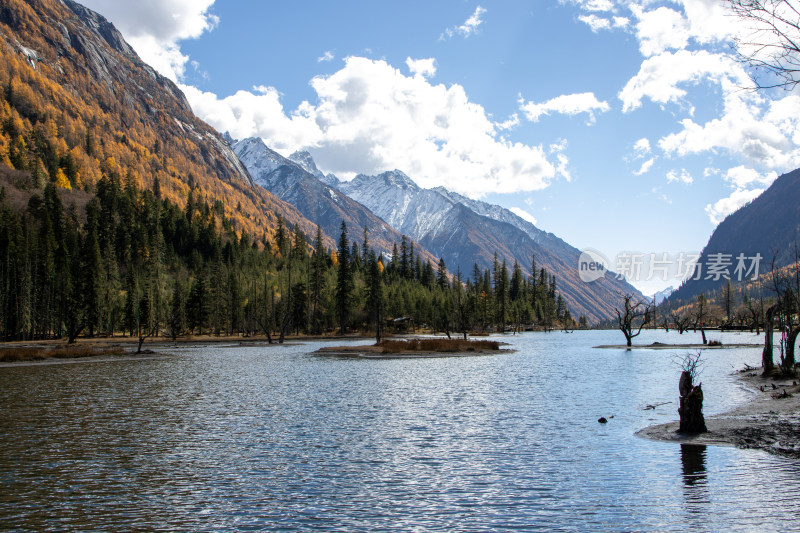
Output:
[1, 330, 798, 531]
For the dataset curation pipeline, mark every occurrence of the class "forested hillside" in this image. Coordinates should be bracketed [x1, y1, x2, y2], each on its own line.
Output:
[0, 0, 324, 244]
[0, 0, 579, 342]
[669, 168, 800, 304]
[0, 174, 573, 341]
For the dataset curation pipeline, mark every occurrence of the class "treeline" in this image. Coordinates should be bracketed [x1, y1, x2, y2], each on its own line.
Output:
[0, 175, 574, 343]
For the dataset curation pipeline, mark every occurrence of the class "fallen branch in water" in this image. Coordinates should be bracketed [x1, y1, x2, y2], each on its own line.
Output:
[643, 401, 671, 410]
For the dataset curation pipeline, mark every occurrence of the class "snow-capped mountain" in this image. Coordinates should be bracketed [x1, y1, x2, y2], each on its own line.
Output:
[432, 188, 573, 256]
[335, 162, 642, 323]
[339, 171, 456, 240]
[234, 140, 641, 322]
[651, 286, 675, 305]
[233, 138, 438, 264]
[289, 151, 340, 188]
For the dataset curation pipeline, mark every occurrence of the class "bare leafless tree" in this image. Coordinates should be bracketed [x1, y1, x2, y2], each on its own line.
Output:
[670, 310, 693, 334]
[693, 294, 710, 345]
[727, 0, 800, 89]
[615, 294, 652, 347]
[763, 250, 800, 375]
[743, 291, 764, 333]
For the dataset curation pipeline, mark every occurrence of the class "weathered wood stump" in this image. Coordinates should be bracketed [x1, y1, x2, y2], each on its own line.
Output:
[678, 370, 707, 434]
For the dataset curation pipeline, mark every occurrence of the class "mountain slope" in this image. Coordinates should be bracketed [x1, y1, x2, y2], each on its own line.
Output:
[336, 169, 642, 323]
[669, 168, 800, 303]
[0, 0, 323, 244]
[234, 138, 437, 263]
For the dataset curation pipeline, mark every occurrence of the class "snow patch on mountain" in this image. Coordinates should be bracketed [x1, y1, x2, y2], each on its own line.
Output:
[233, 137, 290, 189]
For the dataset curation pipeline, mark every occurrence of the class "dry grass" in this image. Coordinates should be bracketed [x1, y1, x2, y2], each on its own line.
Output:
[377, 338, 500, 354]
[0, 345, 126, 362]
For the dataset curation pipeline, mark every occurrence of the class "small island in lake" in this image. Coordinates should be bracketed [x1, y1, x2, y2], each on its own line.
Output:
[316, 338, 508, 358]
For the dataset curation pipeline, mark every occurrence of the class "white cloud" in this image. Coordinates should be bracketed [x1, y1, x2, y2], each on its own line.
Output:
[705, 187, 764, 225]
[184, 56, 561, 197]
[579, 14, 611, 32]
[179, 84, 322, 148]
[510, 207, 538, 225]
[555, 152, 572, 181]
[658, 92, 800, 170]
[549, 139, 568, 153]
[613, 16, 630, 29]
[633, 158, 654, 175]
[406, 57, 436, 78]
[633, 137, 651, 156]
[318, 51, 335, 62]
[618, 50, 748, 112]
[520, 92, 610, 124]
[80, 0, 218, 82]
[570, 0, 614, 12]
[723, 166, 778, 189]
[441, 5, 487, 40]
[682, 0, 737, 44]
[634, 6, 690, 57]
[666, 169, 693, 184]
[495, 114, 520, 130]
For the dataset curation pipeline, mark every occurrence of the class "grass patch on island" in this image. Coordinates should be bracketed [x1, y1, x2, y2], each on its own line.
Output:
[378, 338, 500, 354]
[0, 345, 126, 362]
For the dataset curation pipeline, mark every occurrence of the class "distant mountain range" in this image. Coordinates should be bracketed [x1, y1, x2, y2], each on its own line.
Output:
[335, 167, 642, 323]
[235, 137, 642, 323]
[233, 137, 439, 265]
[669, 168, 800, 303]
[650, 286, 675, 305]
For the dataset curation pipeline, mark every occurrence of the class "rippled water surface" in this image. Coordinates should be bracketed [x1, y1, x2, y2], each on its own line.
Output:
[1, 330, 799, 531]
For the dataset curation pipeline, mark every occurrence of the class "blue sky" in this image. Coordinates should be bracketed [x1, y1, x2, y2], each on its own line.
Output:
[81, 0, 800, 295]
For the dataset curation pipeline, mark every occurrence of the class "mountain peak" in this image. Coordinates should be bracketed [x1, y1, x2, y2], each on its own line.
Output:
[233, 137, 292, 185]
[289, 150, 318, 172]
[378, 170, 418, 190]
[287, 149, 340, 186]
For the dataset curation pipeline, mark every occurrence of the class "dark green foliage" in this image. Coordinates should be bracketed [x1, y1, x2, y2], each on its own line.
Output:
[336, 221, 353, 335]
[0, 174, 571, 341]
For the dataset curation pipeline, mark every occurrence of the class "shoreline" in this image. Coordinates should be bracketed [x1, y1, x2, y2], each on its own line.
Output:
[637, 368, 800, 457]
[0, 333, 501, 366]
[0, 334, 378, 367]
[594, 342, 761, 349]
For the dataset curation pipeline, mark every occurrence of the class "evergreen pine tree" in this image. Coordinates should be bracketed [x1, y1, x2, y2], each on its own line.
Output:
[335, 221, 353, 335]
[436, 258, 449, 290]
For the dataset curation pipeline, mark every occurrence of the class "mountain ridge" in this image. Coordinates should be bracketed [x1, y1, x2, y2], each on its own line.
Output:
[234, 137, 438, 264]
[669, 167, 800, 303]
[303, 152, 642, 323]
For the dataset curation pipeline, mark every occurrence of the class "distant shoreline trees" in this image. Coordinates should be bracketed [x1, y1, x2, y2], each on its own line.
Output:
[0, 173, 573, 343]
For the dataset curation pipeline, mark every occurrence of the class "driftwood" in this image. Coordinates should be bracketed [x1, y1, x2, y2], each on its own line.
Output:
[643, 401, 671, 410]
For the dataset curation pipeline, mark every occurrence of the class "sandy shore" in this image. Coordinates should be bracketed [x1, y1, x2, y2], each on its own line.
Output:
[637, 369, 800, 457]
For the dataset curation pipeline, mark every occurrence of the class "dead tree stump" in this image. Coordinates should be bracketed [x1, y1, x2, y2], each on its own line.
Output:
[678, 370, 707, 434]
